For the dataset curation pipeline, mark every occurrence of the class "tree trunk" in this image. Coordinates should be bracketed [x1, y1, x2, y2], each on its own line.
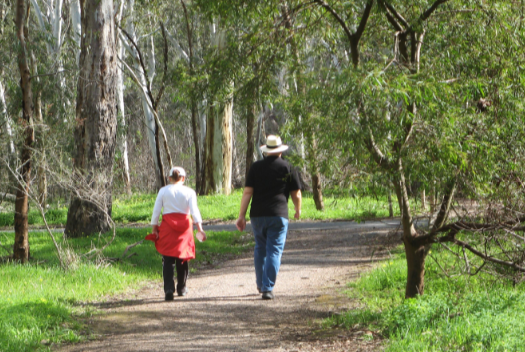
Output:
[13, 0, 34, 262]
[65, 0, 118, 238]
[388, 189, 394, 217]
[32, 59, 47, 207]
[394, 160, 427, 298]
[116, 56, 132, 195]
[190, 100, 202, 193]
[421, 188, 426, 211]
[70, 0, 82, 65]
[203, 102, 218, 194]
[125, 2, 164, 190]
[221, 96, 233, 195]
[312, 173, 324, 210]
[245, 99, 256, 181]
[432, 180, 457, 231]
[255, 108, 264, 160]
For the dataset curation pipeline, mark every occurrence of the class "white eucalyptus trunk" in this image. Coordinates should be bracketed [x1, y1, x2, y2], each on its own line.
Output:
[125, 0, 162, 189]
[0, 79, 15, 155]
[221, 95, 233, 195]
[117, 39, 132, 194]
[69, 0, 81, 65]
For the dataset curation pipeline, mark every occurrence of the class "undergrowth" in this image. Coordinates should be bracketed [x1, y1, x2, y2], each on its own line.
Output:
[325, 247, 525, 351]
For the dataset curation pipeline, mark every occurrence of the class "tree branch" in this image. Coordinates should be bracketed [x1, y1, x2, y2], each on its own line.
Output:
[313, 0, 354, 42]
[354, 0, 374, 41]
[381, 1, 408, 29]
[365, 128, 393, 169]
[119, 26, 155, 108]
[454, 237, 525, 272]
[421, 0, 450, 21]
[154, 22, 168, 110]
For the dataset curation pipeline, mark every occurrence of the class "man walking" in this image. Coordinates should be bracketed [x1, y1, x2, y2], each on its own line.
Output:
[236, 135, 302, 300]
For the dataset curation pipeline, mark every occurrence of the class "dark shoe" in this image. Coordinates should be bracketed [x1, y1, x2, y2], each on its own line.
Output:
[177, 287, 188, 297]
[165, 291, 174, 301]
[262, 291, 274, 300]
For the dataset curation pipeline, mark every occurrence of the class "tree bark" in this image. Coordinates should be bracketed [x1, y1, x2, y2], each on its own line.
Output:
[307, 134, 324, 210]
[191, 101, 202, 193]
[203, 102, 218, 194]
[65, 0, 118, 238]
[388, 189, 394, 217]
[13, 0, 34, 262]
[245, 99, 256, 181]
[116, 1, 132, 195]
[31, 57, 47, 207]
[0, 78, 15, 155]
[221, 95, 233, 195]
[394, 159, 427, 298]
[203, 97, 233, 195]
[431, 180, 457, 231]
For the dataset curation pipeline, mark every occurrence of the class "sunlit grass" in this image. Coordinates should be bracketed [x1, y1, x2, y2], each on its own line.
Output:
[0, 190, 410, 227]
[0, 227, 252, 352]
[325, 246, 525, 351]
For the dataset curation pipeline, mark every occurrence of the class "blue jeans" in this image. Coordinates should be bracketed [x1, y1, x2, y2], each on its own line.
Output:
[250, 216, 289, 292]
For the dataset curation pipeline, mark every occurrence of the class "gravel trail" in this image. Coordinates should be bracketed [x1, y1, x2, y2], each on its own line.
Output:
[57, 225, 396, 352]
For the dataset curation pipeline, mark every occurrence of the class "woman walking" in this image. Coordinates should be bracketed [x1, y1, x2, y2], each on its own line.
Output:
[149, 166, 206, 301]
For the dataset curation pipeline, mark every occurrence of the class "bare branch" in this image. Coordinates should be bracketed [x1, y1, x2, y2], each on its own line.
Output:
[119, 26, 156, 107]
[121, 240, 144, 259]
[421, 0, 450, 22]
[454, 237, 525, 272]
[154, 22, 169, 109]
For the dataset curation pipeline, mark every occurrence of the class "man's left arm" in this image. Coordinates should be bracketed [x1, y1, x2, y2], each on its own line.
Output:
[291, 189, 302, 220]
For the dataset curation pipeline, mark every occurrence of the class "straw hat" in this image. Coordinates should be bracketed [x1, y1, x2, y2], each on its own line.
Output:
[260, 135, 289, 154]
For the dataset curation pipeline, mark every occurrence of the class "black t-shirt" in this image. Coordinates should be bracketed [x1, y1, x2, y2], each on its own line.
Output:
[245, 156, 301, 219]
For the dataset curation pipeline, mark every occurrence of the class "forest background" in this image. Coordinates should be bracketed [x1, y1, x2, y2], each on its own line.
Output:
[1, 0, 525, 351]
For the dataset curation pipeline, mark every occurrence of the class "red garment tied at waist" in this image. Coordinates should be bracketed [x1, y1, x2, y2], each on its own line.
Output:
[145, 212, 195, 260]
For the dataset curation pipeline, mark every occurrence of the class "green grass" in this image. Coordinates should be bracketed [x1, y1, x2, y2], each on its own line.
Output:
[0, 190, 406, 227]
[0, 227, 253, 352]
[325, 247, 525, 351]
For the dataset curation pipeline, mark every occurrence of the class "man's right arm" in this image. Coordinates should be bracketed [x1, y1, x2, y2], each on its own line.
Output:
[291, 189, 302, 220]
[236, 187, 254, 231]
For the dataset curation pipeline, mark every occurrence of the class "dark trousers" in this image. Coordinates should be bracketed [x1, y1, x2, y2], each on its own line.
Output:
[162, 256, 188, 294]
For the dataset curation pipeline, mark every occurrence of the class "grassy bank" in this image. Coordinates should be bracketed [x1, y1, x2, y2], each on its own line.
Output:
[0, 190, 404, 227]
[326, 247, 525, 351]
[0, 228, 252, 352]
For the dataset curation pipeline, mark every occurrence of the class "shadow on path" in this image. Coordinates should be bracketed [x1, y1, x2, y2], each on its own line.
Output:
[58, 227, 396, 352]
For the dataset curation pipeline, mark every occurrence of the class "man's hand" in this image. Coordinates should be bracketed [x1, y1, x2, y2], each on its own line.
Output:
[236, 217, 246, 231]
[152, 225, 160, 240]
[294, 209, 301, 220]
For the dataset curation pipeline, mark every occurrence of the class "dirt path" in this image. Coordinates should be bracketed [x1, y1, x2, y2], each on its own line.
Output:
[58, 227, 395, 352]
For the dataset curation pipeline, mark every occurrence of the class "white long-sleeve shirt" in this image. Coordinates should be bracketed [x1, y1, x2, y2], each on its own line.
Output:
[151, 184, 203, 225]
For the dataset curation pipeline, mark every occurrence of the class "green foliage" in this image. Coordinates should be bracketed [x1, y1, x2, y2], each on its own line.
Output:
[326, 247, 525, 351]
[0, 227, 251, 351]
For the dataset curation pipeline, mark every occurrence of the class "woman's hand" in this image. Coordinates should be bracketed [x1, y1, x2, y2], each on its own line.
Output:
[152, 225, 160, 240]
[196, 230, 207, 242]
[195, 223, 206, 242]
